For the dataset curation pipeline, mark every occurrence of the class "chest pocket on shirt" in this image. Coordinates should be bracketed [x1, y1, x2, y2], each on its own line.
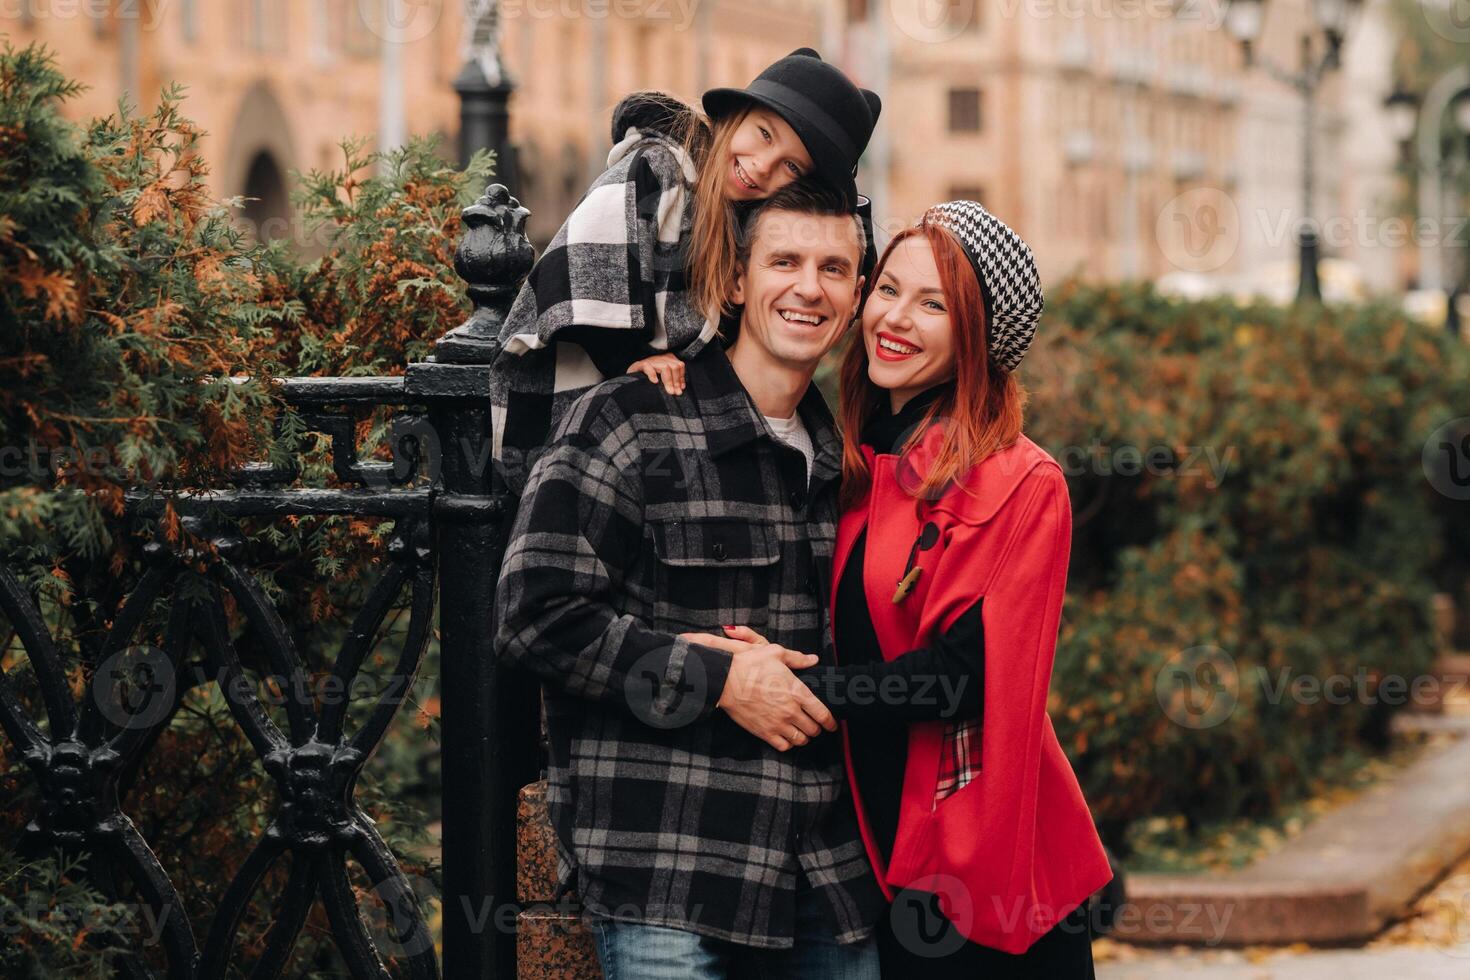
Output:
[649, 517, 780, 632]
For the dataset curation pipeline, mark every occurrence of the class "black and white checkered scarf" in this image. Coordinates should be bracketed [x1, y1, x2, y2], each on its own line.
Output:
[490, 102, 719, 494]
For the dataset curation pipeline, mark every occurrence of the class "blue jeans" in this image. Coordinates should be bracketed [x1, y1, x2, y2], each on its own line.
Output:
[590, 881, 879, 980]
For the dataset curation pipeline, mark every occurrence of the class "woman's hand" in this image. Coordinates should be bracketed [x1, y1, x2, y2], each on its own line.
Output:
[680, 625, 771, 653]
[627, 353, 685, 395]
[722, 625, 768, 646]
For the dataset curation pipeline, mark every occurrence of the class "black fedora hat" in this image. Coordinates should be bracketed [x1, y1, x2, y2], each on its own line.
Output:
[703, 48, 881, 206]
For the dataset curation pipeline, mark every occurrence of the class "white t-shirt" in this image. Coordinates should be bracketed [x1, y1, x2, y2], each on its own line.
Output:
[764, 412, 814, 489]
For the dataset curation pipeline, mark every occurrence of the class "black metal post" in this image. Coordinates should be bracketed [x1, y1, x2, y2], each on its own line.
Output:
[409, 183, 537, 979]
[456, 58, 517, 197]
[1232, 5, 1349, 305]
[1296, 226, 1322, 303]
[1296, 36, 1322, 303]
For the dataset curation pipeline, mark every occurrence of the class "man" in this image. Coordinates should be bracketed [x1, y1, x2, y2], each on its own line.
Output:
[495, 179, 883, 978]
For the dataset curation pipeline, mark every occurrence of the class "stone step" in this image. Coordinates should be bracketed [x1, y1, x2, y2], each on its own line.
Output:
[1117, 715, 1470, 946]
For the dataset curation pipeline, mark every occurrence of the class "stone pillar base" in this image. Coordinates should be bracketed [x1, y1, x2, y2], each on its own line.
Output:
[518, 779, 600, 977]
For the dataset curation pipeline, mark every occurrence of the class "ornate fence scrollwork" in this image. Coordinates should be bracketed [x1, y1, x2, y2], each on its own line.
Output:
[0, 185, 539, 979]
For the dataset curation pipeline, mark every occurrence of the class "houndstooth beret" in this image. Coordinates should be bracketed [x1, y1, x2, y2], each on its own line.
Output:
[922, 200, 1043, 373]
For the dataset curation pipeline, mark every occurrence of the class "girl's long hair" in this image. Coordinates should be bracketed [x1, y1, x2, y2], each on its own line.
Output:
[612, 91, 743, 323]
[685, 108, 751, 322]
[837, 222, 1027, 511]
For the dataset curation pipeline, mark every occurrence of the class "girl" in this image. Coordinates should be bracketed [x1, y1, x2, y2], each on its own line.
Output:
[489, 48, 880, 493]
[693, 201, 1114, 977]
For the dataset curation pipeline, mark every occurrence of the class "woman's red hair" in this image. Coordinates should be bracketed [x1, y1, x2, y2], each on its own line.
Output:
[837, 222, 1027, 511]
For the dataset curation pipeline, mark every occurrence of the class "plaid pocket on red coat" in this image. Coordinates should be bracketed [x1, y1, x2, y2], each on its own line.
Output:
[935, 717, 982, 803]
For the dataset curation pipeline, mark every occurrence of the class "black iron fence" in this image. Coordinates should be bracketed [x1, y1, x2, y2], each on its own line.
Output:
[0, 184, 542, 978]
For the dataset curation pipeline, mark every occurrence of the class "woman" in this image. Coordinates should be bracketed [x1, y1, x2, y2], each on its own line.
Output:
[704, 201, 1113, 976]
[490, 48, 880, 493]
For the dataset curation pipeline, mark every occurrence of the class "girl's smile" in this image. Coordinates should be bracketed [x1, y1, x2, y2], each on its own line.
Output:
[722, 110, 814, 202]
[732, 157, 761, 194]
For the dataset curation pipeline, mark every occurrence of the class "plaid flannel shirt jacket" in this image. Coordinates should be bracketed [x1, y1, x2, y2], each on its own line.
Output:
[494, 343, 885, 948]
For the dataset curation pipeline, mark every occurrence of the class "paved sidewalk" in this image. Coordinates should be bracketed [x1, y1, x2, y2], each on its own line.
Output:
[1099, 941, 1470, 979]
[1118, 710, 1470, 945]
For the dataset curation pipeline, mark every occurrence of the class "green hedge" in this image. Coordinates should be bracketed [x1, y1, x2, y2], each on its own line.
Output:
[1021, 282, 1470, 842]
[0, 846, 132, 978]
[1, 43, 468, 974]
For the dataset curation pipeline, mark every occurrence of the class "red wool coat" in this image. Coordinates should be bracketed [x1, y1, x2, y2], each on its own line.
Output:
[833, 426, 1113, 955]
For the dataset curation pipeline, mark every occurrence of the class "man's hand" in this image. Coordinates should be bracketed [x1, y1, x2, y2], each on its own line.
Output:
[709, 641, 835, 752]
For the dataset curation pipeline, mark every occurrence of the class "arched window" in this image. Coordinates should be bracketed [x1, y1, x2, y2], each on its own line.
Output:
[242, 151, 290, 243]
[225, 81, 298, 246]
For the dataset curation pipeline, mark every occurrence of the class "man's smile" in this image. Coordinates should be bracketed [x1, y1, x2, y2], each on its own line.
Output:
[778, 308, 827, 326]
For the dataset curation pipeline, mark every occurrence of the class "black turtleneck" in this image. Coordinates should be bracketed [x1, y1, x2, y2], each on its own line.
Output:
[798, 383, 986, 864]
[859, 382, 952, 455]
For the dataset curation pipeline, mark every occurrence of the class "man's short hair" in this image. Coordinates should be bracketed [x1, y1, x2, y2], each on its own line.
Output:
[735, 178, 867, 274]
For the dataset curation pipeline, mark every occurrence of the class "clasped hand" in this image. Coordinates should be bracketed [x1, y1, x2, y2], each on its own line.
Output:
[681, 626, 835, 752]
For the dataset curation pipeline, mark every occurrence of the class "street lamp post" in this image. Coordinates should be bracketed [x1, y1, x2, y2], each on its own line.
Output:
[1385, 68, 1470, 295]
[456, 0, 517, 192]
[1225, 0, 1362, 302]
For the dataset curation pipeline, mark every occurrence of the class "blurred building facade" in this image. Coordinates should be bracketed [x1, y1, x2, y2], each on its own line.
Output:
[499, 0, 830, 242]
[5, 0, 827, 245]
[8, 1, 465, 239]
[845, 0, 1243, 287]
[4, 0, 1406, 293]
[1338, 0, 1409, 295]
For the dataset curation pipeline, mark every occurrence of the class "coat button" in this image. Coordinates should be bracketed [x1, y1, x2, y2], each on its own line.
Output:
[789, 490, 806, 510]
[712, 542, 727, 561]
